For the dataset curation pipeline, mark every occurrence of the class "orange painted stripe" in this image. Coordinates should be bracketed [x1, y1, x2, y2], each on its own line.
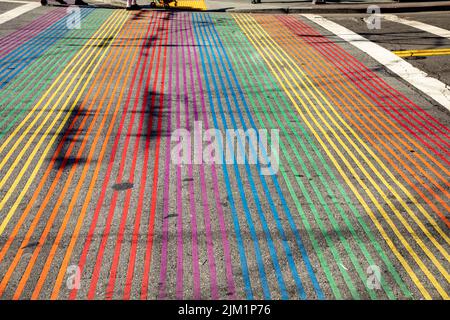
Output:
[0, 11, 130, 299]
[122, 14, 169, 300]
[0, 10, 124, 269]
[103, 12, 169, 299]
[27, 14, 146, 300]
[50, 12, 156, 300]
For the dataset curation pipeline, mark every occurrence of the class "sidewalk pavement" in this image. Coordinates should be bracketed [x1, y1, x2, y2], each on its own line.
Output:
[204, 0, 450, 14]
[89, 0, 450, 13]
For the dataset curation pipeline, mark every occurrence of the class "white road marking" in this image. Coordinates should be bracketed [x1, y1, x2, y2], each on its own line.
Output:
[302, 14, 450, 113]
[0, 1, 41, 25]
[382, 14, 450, 41]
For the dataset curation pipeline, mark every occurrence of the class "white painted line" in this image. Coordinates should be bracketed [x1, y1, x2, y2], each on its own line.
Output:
[0, 2, 41, 25]
[382, 14, 450, 41]
[302, 14, 450, 113]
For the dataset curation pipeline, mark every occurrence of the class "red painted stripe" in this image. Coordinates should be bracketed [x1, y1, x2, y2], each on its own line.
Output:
[68, 12, 157, 300]
[139, 13, 171, 301]
[123, 13, 172, 299]
[288, 17, 450, 166]
[105, 12, 170, 300]
[85, 13, 165, 300]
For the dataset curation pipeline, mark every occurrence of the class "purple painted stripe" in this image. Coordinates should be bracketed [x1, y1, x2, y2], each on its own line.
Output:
[180, 13, 201, 300]
[185, 13, 236, 298]
[0, 9, 61, 49]
[181, 12, 220, 299]
[158, 14, 174, 300]
[175, 16, 184, 300]
[0, 9, 65, 59]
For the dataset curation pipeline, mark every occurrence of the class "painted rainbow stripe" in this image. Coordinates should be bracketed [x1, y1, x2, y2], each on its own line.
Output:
[0, 10, 448, 300]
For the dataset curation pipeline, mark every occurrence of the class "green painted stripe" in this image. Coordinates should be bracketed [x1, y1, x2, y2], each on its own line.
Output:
[223, 14, 371, 299]
[254, 15, 412, 298]
[221, 14, 409, 299]
[243, 14, 411, 299]
[234, 15, 383, 299]
[0, 10, 112, 138]
[216, 15, 344, 298]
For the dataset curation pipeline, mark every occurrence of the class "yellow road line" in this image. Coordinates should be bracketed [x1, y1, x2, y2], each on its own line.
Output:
[393, 48, 450, 57]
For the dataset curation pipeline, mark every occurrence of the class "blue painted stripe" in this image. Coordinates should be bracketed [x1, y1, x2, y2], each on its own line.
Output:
[203, 13, 325, 299]
[192, 13, 274, 299]
[195, 12, 297, 299]
[0, 8, 94, 89]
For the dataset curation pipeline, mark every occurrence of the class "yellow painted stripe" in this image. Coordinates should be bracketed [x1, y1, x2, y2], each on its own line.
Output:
[238, 13, 450, 255]
[245, 14, 450, 296]
[0, 10, 128, 236]
[0, 11, 129, 298]
[49, 12, 154, 301]
[244, 16, 450, 262]
[14, 12, 140, 300]
[393, 48, 450, 57]
[234, 13, 449, 299]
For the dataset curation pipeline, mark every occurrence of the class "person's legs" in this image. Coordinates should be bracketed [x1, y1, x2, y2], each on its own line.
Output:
[126, 0, 140, 10]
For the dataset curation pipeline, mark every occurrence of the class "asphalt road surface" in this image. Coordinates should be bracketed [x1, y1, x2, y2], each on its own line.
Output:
[0, 0, 449, 300]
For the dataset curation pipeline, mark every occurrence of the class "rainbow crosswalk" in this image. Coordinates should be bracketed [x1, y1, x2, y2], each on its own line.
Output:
[0, 8, 448, 300]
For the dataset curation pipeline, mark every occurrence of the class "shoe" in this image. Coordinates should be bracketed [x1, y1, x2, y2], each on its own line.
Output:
[55, 0, 68, 4]
[74, 0, 89, 5]
[130, 3, 141, 10]
[40, 0, 48, 5]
